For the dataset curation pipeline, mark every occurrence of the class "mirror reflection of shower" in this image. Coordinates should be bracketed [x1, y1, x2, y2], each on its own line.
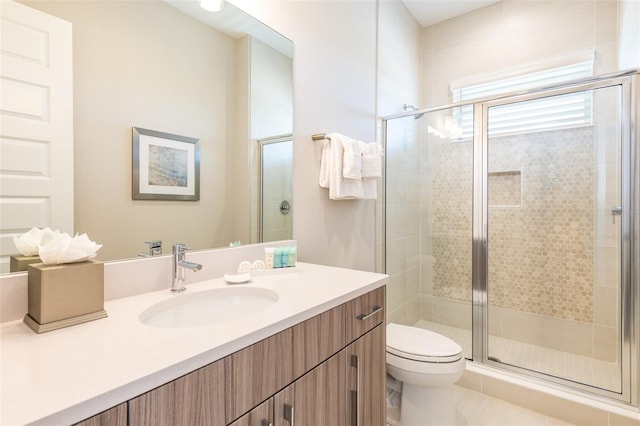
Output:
[257, 135, 293, 243]
[402, 103, 425, 119]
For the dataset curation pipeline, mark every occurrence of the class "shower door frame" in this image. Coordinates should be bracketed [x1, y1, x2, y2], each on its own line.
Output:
[472, 73, 638, 405]
[381, 69, 640, 407]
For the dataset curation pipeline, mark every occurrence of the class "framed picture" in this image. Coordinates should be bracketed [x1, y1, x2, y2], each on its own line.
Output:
[132, 127, 200, 201]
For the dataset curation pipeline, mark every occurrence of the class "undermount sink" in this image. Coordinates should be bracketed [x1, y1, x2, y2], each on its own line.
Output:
[139, 287, 279, 328]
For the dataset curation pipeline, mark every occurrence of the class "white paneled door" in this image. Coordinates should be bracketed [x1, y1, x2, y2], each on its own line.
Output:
[0, 1, 73, 273]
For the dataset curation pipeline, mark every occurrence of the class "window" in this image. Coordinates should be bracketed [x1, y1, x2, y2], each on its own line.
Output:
[451, 61, 594, 139]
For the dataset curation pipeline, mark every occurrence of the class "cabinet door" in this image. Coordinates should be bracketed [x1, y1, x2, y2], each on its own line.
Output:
[292, 302, 345, 378]
[225, 328, 293, 422]
[128, 360, 225, 426]
[73, 403, 127, 426]
[227, 398, 273, 426]
[274, 348, 348, 426]
[347, 324, 385, 426]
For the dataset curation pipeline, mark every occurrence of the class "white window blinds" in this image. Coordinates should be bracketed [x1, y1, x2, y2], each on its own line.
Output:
[451, 61, 594, 139]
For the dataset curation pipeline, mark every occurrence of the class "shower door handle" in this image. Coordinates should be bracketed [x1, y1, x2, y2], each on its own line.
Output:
[611, 205, 622, 224]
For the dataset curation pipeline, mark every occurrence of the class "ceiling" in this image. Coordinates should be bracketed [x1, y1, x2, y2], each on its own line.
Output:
[402, 0, 501, 27]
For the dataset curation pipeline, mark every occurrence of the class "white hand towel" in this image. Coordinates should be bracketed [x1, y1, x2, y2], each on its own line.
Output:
[362, 178, 377, 200]
[342, 139, 363, 180]
[328, 133, 363, 199]
[361, 142, 382, 179]
[319, 139, 331, 189]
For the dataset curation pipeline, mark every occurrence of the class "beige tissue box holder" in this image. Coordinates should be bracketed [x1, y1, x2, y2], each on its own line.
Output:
[24, 259, 108, 334]
[10, 255, 41, 272]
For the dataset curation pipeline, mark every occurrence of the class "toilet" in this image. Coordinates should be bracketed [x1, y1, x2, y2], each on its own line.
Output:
[386, 323, 465, 426]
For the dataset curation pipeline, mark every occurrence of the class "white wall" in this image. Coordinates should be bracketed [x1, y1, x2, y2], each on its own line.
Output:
[422, 1, 620, 108]
[619, 0, 640, 69]
[232, 0, 380, 271]
[376, 1, 423, 323]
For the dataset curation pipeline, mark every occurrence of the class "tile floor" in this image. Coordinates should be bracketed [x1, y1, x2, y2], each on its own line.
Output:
[415, 320, 621, 392]
[387, 385, 576, 425]
[452, 385, 577, 426]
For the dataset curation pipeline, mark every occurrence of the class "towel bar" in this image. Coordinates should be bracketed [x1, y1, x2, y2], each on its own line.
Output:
[312, 133, 328, 141]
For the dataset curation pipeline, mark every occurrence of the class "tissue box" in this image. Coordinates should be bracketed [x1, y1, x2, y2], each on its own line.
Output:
[10, 255, 41, 272]
[24, 259, 107, 333]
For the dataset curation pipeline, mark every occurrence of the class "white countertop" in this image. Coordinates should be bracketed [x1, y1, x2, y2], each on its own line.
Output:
[0, 262, 387, 426]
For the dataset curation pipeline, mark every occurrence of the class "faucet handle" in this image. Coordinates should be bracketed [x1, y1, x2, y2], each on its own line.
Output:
[144, 240, 163, 256]
[172, 243, 191, 254]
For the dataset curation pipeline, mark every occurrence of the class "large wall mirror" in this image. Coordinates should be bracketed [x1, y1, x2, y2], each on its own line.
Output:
[1, 0, 293, 273]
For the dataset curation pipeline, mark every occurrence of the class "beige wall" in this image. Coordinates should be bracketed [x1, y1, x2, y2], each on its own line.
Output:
[233, 0, 382, 272]
[249, 38, 294, 243]
[423, 0, 620, 108]
[21, 0, 243, 260]
[619, 0, 640, 69]
[377, 1, 423, 325]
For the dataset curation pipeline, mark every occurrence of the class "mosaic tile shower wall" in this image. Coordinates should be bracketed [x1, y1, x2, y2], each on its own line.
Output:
[431, 127, 594, 323]
[430, 139, 474, 303]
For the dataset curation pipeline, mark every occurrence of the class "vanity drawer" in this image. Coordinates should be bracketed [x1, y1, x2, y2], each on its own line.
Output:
[345, 286, 385, 343]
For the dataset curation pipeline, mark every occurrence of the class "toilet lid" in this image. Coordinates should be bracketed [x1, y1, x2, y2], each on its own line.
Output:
[386, 323, 463, 363]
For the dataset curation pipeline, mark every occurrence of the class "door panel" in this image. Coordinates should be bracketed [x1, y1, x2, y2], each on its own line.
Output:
[485, 85, 623, 394]
[0, 1, 74, 272]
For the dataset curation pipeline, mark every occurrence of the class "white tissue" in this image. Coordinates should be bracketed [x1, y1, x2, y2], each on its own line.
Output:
[13, 227, 57, 256]
[38, 231, 103, 265]
[14, 227, 102, 264]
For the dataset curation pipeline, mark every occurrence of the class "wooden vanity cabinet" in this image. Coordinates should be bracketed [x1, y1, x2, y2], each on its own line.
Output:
[224, 328, 294, 421]
[269, 286, 385, 426]
[128, 359, 225, 426]
[79, 286, 386, 426]
[73, 403, 127, 426]
[347, 324, 386, 426]
[269, 324, 384, 426]
[227, 398, 272, 426]
[273, 344, 349, 426]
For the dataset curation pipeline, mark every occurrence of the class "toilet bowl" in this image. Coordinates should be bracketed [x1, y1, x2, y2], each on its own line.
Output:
[386, 323, 465, 426]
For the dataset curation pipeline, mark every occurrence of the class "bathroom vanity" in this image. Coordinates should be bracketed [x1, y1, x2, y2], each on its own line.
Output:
[0, 262, 387, 425]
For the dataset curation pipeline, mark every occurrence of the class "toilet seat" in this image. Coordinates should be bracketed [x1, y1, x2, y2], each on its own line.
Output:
[387, 323, 462, 363]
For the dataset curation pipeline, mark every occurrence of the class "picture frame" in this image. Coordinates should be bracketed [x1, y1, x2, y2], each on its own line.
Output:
[132, 127, 200, 201]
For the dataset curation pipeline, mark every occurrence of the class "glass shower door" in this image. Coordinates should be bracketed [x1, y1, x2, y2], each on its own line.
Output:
[385, 107, 474, 360]
[259, 138, 293, 242]
[484, 84, 624, 394]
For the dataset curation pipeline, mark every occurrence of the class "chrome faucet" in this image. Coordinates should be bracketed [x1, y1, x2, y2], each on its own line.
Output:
[139, 240, 163, 257]
[172, 243, 202, 292]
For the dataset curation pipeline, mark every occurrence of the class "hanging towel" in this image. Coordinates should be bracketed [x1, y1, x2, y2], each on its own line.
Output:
[362, 178, 377, 199]
[361, 142, 382, 179]
[342, 139, 363, 180]
[327, 133, 364, 200]
[319, 139, 331, 189]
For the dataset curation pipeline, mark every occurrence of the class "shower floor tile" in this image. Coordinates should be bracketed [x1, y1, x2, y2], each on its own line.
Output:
[414, 319, 621, 393]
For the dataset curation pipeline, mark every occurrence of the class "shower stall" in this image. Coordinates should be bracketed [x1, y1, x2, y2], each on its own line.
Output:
[383, 69, 639, 404]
